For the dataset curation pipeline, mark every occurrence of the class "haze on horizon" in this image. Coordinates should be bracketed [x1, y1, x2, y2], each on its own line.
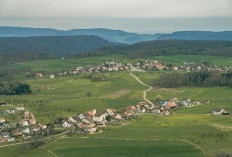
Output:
[0, 0, 232, 33]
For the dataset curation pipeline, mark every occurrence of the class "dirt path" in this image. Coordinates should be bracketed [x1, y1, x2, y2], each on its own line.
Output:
[130, 73, 155, 106]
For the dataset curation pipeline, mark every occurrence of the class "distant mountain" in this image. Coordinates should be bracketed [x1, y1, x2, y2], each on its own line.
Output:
[0, 26, 160, 44]
[158, 31, 232, 41]
[0, 35, 114, 56]
[64, 28, 160, 44]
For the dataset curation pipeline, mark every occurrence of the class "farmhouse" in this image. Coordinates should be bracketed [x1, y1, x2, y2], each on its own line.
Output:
[212, 108, 229, 115]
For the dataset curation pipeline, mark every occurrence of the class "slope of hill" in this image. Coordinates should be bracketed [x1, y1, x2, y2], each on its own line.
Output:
[0, 35, 113, 56]
[0, 26, 160, 44]
[158, 31, 232, 41]
[91, 40, 232, 58]
[64, 28, 160, 44]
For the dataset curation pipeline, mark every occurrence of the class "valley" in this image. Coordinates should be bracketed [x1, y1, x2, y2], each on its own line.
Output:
[0, 55, 231, 157]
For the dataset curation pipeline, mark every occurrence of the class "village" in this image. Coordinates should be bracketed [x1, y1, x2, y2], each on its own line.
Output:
[0, 98, 230, 144]
[28, 59, 232, 79]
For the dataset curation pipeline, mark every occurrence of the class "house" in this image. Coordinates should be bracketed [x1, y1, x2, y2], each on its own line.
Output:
[0, 118, 6, 123]
[86, 109, 97, 118]
[16, 107, 25, 111]
[12, 130, 23, 136]
[180, 100, 189, 107]
[40, 124, 47, 130]
[62, 121, 72, 128]
[114, 114, 122, 120]
[0, 137, 7, 143]
[22, 120, 29, 126]
[22, 127, 30, 134]
[83, 124, 97, 134]
[212, 108, 229, 115]
[29, 118, 37, 124]
[92, 113, 106, 122]
[21, 120, 29, 126]
[33, 73, 44, 78]
[1, 132, 10, 138]
[24, 111, 30, 118]
[50, 75, 55, 79]
[78, 114, 85, 120]
[7, 137, 15, 142]
[165, 102, 177, 109]
[105, 109, 114, 116]
[31, 125, 40, 132]
[68, 117, 77, 123]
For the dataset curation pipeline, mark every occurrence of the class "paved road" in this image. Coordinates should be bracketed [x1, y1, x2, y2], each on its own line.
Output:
[130, 73, 155, 106]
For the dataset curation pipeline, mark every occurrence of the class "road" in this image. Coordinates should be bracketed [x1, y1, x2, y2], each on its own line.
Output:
[130, 73, 155, 106]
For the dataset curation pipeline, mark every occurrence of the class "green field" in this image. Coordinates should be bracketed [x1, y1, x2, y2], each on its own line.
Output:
[9, 55, 232, 74]
[0, 55, 232, 157]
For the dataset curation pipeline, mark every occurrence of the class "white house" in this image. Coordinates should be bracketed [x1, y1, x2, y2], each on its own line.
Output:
[50, 75, 55, 79]
[62, 121, 72, 128]
[22, 127, 30, 134]
[21, 120, 29, 126]
[212, 109, 229, 115]
[92, 113, 106, 122]
[0, 118, 6, 123]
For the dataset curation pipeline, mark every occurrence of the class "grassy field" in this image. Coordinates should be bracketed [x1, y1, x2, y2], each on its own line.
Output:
[0, 55, 232, 157]
[8, 55, 232, 75]
[0, 72, 146, 123]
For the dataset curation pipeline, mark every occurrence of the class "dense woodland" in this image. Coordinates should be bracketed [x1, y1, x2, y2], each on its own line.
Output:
[153, 71, 232, 88]
[89, 40, 232, 58]
[0, 35, 113, 56]
[0, 82, 32, 95]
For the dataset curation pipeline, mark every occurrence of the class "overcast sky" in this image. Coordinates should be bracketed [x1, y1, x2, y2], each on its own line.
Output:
[0, 0, 232, 33]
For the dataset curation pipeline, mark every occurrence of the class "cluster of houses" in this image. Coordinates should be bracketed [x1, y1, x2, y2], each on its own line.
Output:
[55, 60, 168, 77]
[25, 60, 232, 79]
[59, 100, 192, 134]
[0, 106, 48, 143]
[176, 62, 232, 73]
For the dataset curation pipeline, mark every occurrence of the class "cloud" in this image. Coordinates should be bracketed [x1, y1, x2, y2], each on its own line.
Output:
[0, 0, 232, 18]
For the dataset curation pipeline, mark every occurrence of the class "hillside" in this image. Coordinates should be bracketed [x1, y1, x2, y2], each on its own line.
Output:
[0, 35, 113, 56]
[158, 31, 232, 41]
[0, 26, 160, 44]
[64, 28, 160, 44]
[91, 40, 232, 58]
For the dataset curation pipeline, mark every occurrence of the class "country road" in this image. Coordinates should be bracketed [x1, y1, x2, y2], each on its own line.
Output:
[130, 73, 155, 106]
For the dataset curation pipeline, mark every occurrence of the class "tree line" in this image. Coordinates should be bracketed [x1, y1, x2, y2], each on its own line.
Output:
[0, 82, 32, 95]
[153, 71, 232, 88]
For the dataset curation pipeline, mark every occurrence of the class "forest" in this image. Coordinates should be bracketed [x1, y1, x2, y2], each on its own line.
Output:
[153, 71, 232, 88]
[89, 40, 232, 58]
[0, 82, 32, 95]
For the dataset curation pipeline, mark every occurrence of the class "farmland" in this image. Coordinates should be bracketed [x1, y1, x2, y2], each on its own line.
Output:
[0, 55, 232, 157]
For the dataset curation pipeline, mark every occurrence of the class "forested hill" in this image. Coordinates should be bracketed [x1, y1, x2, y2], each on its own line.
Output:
[157, 31, 232, 41]
[0, 35, 114, 56]
[90, 40, 232, 58]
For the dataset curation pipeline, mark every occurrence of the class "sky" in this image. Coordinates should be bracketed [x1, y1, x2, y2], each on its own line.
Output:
[0, 0, 232, 33]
